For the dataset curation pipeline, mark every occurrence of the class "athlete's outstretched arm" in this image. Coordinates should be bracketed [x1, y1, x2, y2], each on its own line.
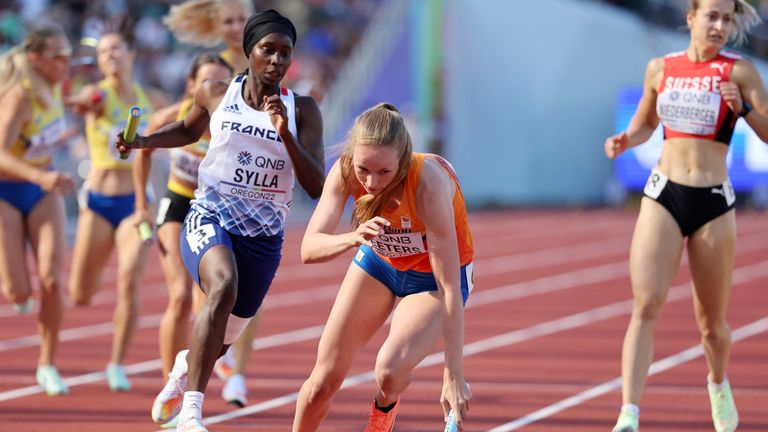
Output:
[605, 57, 663, 159]
[132, 102, 181, 225]
[300, 160, 388, 263]
[116, 80, 226, 152]
[730, 59, 768, 142]
[416, 158, 471, 428]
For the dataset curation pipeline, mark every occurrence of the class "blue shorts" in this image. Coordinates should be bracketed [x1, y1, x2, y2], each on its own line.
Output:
[0, 180, 45, 217]
[353, 245, 474, 304]
[86, 191, 135, 228]
[180, 209, 282, 318]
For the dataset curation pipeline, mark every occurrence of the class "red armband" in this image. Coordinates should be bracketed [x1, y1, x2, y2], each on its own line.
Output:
[90, 90, 104, 105]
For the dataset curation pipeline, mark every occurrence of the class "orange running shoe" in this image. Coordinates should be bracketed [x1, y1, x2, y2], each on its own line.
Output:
[364, 398, 399, 432]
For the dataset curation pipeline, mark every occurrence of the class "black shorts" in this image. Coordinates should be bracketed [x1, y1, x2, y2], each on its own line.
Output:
[156, 189, 192, 227]
[643, 169, 735, 237]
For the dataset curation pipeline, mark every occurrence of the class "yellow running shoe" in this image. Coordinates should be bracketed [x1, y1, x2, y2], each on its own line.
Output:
[611, 410, 638, 432]
[160, 414, 179, 430]
[36, 365, 68, 396]
[708, 377, 738, 432]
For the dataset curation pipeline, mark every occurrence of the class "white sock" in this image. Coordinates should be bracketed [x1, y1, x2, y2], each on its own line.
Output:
[708, 374, 729, 391]
[179, 391, 204, 422]
[621, 403, 640, 416]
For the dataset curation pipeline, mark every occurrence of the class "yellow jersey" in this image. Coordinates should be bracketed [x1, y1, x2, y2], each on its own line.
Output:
[10, 81, 66, 168]
[86, 79, 151, 169]
[167, 98, 210, 198]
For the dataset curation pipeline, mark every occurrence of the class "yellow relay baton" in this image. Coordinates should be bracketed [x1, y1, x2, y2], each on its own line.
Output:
[120, 106, 153, 243]
[120, 105, 142, 159]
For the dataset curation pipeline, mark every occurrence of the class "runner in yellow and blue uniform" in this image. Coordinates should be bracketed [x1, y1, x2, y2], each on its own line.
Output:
[67, 30, 167, 393]
[0, 27, 75, 396]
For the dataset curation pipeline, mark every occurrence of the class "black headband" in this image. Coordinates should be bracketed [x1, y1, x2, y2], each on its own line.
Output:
[242, 9, 297, 56]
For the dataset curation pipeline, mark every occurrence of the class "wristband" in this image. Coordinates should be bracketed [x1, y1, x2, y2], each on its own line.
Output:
[740, 101, 752, 117]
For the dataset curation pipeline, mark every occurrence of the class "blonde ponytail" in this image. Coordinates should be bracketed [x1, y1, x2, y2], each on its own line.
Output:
[732, 0, 762, 46]
[164, 0, 253, 47]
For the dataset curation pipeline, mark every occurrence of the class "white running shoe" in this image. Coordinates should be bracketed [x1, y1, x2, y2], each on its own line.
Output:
[151, 349, 188, 424]
[221, 373, 248, 407]
[176, 415, 208, 432]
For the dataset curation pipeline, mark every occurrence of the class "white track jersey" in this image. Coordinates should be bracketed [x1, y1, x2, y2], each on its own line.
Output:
[191, 75, 298, 237]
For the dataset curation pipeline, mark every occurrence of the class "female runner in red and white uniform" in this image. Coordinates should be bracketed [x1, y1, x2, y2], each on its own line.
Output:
[604, 1, 768, 431]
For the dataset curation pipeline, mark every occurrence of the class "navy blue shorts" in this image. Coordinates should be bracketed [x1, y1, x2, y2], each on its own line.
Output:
[0, 180, 45, 217]
[180, 208, 282, 318]
[353, 245, 473, 304]
[85, 191, 135, 228]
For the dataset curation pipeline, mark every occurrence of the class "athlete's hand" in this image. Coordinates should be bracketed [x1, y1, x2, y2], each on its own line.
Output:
[38, 171, 75, 194]
[131, 207, 153, 229]
[114, 130, 147, 154]
[352, 216, 390, 247]
[720, 81, 744, 115]
[604, 131, 629, 159]
[263, 94, 289, 136]
[441, 371, 471, 431]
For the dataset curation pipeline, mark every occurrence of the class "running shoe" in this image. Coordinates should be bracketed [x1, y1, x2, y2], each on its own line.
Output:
[151, 349, 188, 424]
[159, 414, 179, 429]
[36, 365, 68, 396]
[13, 297, 35, 315]
[221, 373, 248, 407]
[708, 377, 738, 432]
[213, 348, 234, 381]
[106, 363, 131, 392]
[611, 410, 638, 432]
[176, 415, 208, 432]
[364, 399, 399, 432]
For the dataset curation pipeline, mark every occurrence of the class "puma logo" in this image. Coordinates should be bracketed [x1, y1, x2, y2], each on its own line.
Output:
[710, 62, 726, 74]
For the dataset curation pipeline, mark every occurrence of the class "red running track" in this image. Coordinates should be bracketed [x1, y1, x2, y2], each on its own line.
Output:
[0, 209, 766, 431]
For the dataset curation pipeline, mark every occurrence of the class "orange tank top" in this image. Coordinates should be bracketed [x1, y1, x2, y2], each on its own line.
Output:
[354, 153, 474, 272]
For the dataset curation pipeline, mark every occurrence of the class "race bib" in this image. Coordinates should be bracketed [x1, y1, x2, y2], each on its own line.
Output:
[25, 118, 65, 160]
[643, 169, 668, 199]
[370, 231, 426, 258]
[170, 149, 204, 182]
[657, 89, 720, 135]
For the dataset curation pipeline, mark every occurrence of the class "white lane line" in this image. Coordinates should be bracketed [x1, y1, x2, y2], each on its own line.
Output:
[0, 325, 326, 402]
[196, 261, 768, 428]
[0, 228, 639, 351]
[487, 316, 768, 432]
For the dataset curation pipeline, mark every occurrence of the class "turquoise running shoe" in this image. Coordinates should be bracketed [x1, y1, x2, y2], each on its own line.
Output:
[708, 377, 738, 432]
[611, 410, 638, 432]
[106, 363, 131, 392]
[13, 297, 35, 315]
[36, 365, 68, 396]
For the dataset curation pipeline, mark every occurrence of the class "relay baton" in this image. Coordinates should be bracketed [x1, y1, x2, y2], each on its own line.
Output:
[119, 105, 142, 160]
[138, 221, 154, 243]
[444, 410, 458, 432]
